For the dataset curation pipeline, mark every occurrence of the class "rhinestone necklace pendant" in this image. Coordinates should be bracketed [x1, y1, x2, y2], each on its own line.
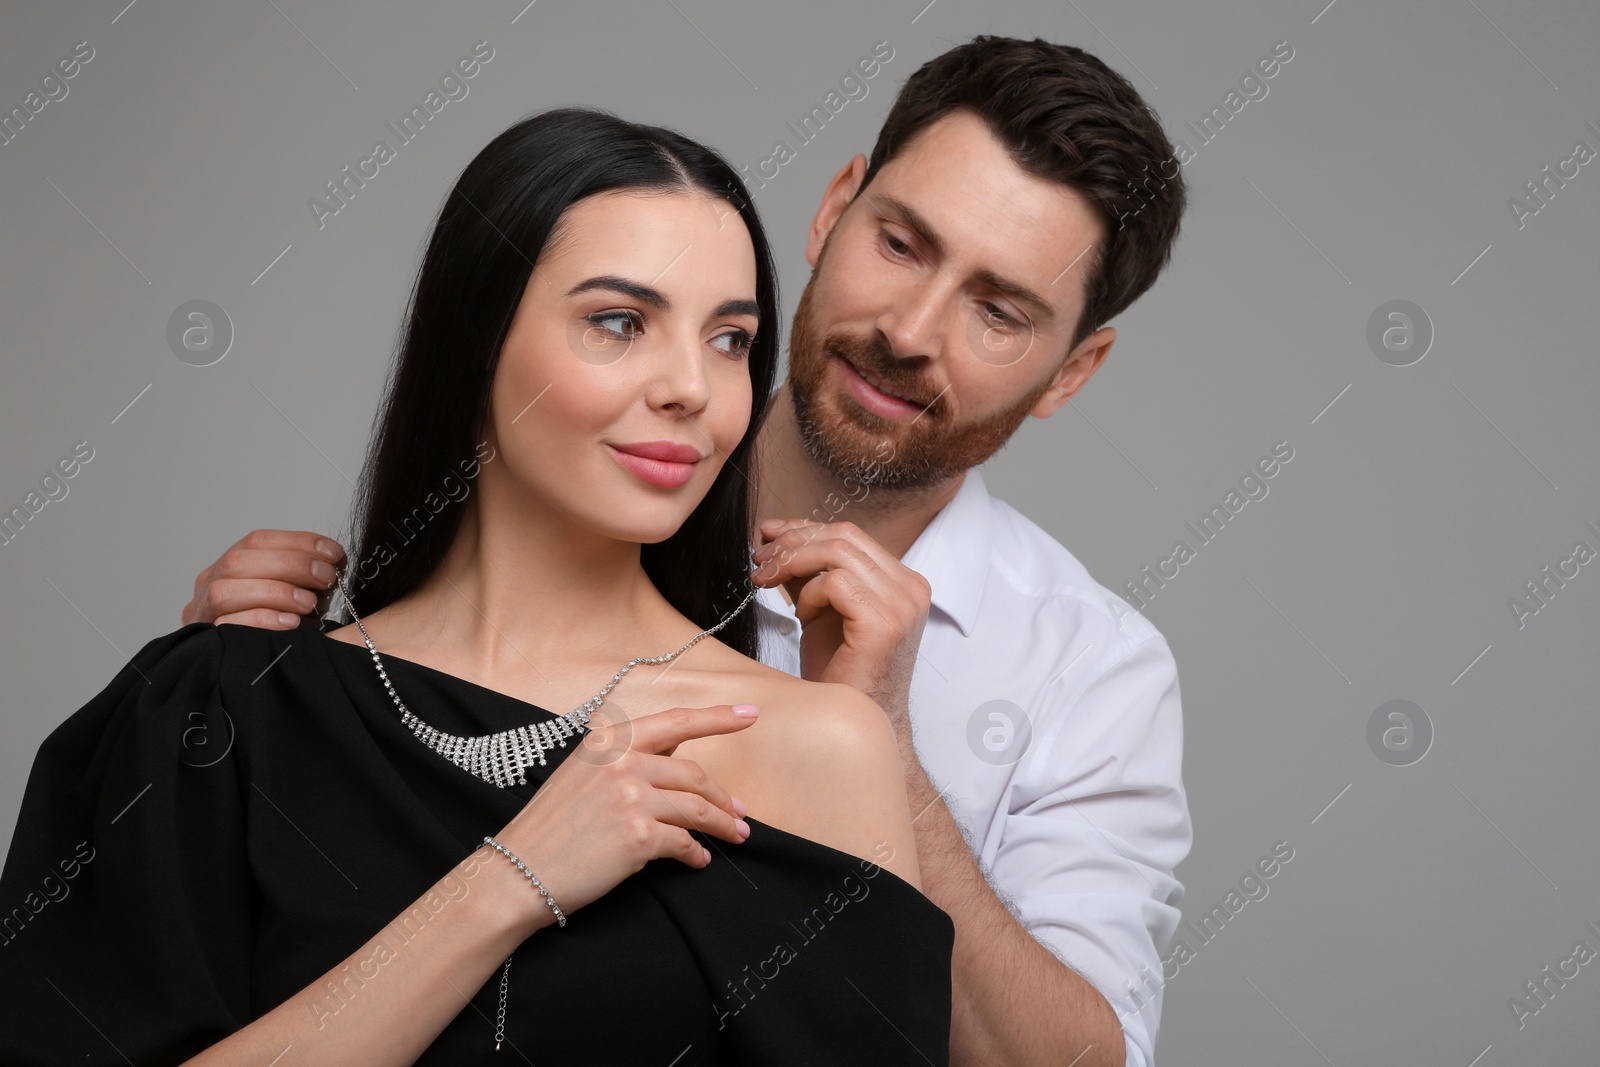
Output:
[331, 571, 756, 791]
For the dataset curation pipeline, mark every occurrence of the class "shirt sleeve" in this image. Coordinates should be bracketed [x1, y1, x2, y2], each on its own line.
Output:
[0, 622, 255, 1066]
[986, 632, 1191, 1067]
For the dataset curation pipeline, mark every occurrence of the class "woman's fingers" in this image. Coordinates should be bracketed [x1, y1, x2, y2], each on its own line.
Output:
[632, 752, 737, 814]
[633, 728, 756, 864]
[623, 703, 760, 758]
[494, 704, 760, 908]
[649, 788, 751, 846]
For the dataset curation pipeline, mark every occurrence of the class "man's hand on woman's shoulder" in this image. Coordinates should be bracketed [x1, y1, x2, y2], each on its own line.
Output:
[182, 529, 345, 629]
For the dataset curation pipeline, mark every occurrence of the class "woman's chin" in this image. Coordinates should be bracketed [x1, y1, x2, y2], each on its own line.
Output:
[598, 506, 703, 547]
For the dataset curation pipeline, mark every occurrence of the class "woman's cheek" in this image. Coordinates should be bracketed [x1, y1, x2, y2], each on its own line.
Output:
[720, 375, 754, 450]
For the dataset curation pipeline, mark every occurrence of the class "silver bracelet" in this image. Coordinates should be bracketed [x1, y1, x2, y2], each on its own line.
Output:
[483, 836, 567, 928]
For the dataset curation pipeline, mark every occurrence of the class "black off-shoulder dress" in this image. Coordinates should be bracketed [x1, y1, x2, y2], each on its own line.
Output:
[0, 622, 953, 1065]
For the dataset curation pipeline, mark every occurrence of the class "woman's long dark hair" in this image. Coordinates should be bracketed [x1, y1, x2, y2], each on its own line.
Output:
[338, 107, 780, 660]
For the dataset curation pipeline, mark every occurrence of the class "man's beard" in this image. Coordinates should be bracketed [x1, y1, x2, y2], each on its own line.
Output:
[785, 270, 1059, 494]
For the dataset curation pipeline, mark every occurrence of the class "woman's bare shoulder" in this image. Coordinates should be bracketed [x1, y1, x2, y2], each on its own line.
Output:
[696, 666, 894, 760]
[723, 676, 922, 887]
[749, 676, 896, 764]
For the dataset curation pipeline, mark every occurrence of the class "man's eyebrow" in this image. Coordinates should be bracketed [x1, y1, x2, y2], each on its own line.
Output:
[874, 194, 1058, 329]
[565, 275, 759, 321]
[971, 268, 1057, 329]
[874, 194, 947, 261]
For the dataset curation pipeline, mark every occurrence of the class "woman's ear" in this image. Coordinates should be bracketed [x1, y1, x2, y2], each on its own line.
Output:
[805, 154, 869, 268]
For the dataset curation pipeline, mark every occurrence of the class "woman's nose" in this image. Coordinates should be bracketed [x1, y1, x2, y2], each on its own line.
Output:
[645, 335, 712, 415]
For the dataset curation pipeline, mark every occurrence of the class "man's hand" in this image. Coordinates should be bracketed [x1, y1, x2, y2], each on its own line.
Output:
[181, 530, 346, 629]
[749, 517, 931, 736]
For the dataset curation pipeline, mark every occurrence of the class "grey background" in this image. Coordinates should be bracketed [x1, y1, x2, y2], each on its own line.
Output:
[2, 0, 1597, 1062]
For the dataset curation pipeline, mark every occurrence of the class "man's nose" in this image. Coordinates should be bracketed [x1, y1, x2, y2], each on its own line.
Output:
[874, 284, 950, 364]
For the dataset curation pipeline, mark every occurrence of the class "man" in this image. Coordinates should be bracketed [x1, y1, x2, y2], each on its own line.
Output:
[184, 37, 1191, 1067]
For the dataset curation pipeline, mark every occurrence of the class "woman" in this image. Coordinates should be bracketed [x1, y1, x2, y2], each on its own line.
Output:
[0, 107, 953, 1065]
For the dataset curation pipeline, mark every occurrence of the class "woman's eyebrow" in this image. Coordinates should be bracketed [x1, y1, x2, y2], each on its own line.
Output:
[712, 298, 760, 320]
[566, 275, 759, 321]
[567, 275, 668, 308]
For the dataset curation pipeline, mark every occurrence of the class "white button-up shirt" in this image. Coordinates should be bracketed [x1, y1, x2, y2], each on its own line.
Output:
[754, 466, 1191, 1067]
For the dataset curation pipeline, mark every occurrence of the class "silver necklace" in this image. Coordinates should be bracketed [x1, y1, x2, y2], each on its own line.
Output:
[329, 570, 757, 1051]
[332, 571, 757, 789]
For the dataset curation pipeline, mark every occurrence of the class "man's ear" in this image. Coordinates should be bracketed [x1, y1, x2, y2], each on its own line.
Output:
[1032, 326, 1116, 419]
[805, 154, 869, 268]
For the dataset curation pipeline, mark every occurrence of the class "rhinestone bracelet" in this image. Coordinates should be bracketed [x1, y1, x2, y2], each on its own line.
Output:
[483, 836, 567, 927]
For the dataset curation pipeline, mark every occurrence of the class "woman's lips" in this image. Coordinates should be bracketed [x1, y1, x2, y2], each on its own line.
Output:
[606, 444, 698, 488]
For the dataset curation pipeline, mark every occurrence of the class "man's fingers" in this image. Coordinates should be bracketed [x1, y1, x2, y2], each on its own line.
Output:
[212, 607, 304, 630]
[756, 516, 809, 540]
[754, 535, 877, 585]
[754, 540, 904, 621]
[213, 546, 338, 591]
[232, 529, 345, 565]
[752, 521, 931, 624]
[197, 578, 323, 622]
[790, 569, 862, 626]
[752, 520, 902, 583]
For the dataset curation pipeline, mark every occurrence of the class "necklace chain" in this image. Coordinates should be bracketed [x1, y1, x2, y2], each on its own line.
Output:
[332, 571, 757, 789]
[329, 569, 758, 1052]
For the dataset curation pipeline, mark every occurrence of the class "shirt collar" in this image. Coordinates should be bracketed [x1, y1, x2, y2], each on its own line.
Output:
[899, 466, 992, 638]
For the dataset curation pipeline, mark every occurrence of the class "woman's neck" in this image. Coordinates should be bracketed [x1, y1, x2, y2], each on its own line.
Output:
[354, 494, 697, 702]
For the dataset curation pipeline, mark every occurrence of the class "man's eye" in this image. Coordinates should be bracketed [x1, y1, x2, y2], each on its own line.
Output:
[982, 303, 1020, 329]
[588, 311, 642, 338]
[881, 230, 912, 257]
[712, 329, 755, 358]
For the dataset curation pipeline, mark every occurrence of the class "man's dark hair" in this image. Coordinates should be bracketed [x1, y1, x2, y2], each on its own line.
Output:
[860, 36, 1186, 354]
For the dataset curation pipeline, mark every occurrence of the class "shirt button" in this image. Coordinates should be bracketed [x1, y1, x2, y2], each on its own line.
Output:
[778, 618, 796, 635]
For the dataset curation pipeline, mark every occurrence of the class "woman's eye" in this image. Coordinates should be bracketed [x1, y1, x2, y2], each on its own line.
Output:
[712, 329, 755, 358]
[588, 310, 642, 339]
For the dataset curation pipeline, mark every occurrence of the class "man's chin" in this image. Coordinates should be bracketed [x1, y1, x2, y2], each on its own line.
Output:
[806, 386, 890, 444]
[797, 402, 934, 490]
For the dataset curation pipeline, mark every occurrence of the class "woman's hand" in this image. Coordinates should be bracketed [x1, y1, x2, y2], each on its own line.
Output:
[493, 703, 759, 926]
